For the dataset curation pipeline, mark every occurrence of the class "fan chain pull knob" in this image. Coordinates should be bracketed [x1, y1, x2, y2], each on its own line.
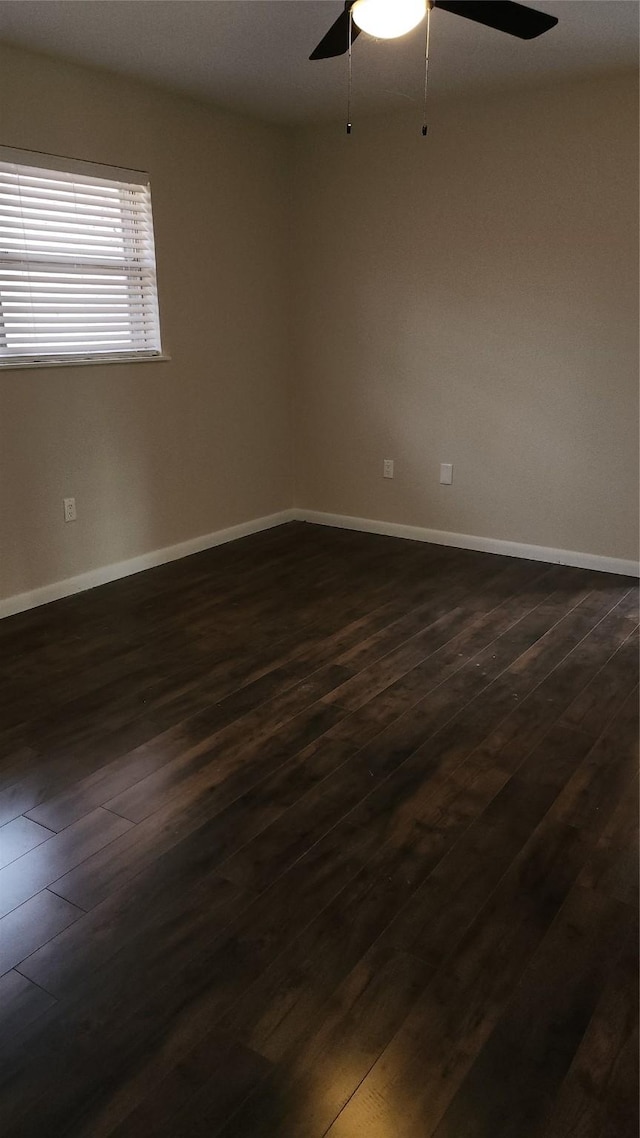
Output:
[346, 7, 353, 136]
[422, 1, 431, 136]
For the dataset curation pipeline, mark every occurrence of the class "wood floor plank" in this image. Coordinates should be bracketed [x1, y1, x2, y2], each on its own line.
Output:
[103, 664, 353, 824]
[323, 818, 600, 1138]
[0, 526, 434, 749]
[0, 747, 37, 786]
[18, 656, 349, 835]
[216, 728, 559, 1064]
[0, 525, 635, 1138]
[0, 889, 83, 976]
[18, 851, 247, 1000]
[326, 570, 599, 731]
[23, 698, 343, 835]
[21, 721, 206, 832]
[0, 970, 56, 1035]
[218, 587, 634, 896]
[431, 887, 632, 1138]
[0, 879, 251, 1136]
[0, 808, 133, 919]
[217, 946, 433, 1138]
[549, 685, 639, 834]
[378, 723, 596, 963]
[48, 701, 346, 911]
[533, 922, 638, 1138]
[561, 627, 639, 737]
[577, 772, 639, 908]
[108, 1033, 272, 1138]
[597, 1024, 639, 1138]
[219, 724, 598, 1065]
[339, 552, 543, 657]
[326, 561, 572, 711]
[0, 816, 53, 868]
[322, 685, 640, 1138]
[0, 777, 58, 827]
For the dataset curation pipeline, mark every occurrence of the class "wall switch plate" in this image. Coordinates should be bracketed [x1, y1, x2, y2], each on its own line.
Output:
[383, 459, 394, 479]
[439, 463, 453, 485]
[63, 497, 77, 522]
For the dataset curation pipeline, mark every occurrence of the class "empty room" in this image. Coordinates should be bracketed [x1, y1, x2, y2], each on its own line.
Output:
[0, 1, 638, 1135]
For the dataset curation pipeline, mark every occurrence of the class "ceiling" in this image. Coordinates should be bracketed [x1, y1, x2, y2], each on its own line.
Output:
[0, 0, 637, 123]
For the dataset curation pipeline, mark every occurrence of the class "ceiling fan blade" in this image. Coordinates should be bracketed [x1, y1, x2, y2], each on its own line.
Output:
[309, 3, 361, 60]
[434, 1, 558, 39]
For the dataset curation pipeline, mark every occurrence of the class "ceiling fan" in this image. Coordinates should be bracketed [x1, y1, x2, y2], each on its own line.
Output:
[310, 0, 558, 61]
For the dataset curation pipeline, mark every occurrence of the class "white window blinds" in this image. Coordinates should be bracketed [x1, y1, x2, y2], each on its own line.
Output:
[0, 147, 162, 367]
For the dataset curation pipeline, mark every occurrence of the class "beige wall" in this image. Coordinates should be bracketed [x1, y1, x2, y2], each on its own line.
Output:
[291, 71, 639, 562]
[1, 50, 637, 607]
[0, 42, 292, 601]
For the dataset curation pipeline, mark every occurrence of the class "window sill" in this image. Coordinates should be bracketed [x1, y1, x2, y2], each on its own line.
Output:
[0, 353, 172, 372]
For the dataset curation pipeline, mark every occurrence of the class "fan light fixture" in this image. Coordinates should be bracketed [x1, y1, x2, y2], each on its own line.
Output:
[351, 0, 428, 40]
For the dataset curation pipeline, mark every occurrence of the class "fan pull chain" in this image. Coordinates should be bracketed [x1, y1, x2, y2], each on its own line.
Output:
[347, 8, 353, 134]
[422, 2, 432, 136]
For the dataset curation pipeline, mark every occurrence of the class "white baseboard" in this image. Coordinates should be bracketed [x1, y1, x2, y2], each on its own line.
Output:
[0, 509, 297, 620]
[2, 505, 637, 620]
[298, 510, 640, 579]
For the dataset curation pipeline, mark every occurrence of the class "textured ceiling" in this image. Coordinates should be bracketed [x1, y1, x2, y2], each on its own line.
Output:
[0, 0, 637, 122]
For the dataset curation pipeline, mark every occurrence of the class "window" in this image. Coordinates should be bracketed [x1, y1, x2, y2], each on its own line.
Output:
[0, 147, 162, 368]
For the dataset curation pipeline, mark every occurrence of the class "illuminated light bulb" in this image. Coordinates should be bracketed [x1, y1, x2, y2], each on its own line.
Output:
[351, 0, 427, 40]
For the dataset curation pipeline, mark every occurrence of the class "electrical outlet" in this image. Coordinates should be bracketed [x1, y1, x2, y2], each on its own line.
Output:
[383, 459, 394, 479]
[439, 463, 453, 486]
[63, 497, 77, 522]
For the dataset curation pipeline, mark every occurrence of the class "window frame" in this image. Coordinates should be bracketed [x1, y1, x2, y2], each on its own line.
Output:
[0, 146, 166, 371]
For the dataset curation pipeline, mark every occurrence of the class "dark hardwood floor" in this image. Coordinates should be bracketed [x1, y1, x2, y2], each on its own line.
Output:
[0, 521, 637, 1137]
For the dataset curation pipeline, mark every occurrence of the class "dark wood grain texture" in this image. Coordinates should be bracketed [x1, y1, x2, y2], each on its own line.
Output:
[0, 970, 56, 1035]
[0, 521, 636, 1137]
[0, 815, 53, 868]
